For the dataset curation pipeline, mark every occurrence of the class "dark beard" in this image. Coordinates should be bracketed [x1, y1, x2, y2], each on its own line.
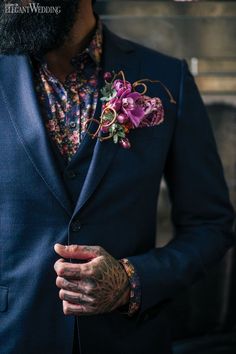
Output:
[0, 0, 81, 55]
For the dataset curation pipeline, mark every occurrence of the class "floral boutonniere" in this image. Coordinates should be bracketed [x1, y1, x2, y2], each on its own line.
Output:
[86, 71, 176, 149]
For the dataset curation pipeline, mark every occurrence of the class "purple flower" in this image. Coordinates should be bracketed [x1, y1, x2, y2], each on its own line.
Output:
[113, 80, 132, 98]
[109, 97, 122, 111]
[141, 96, 157, 115]
[120, 138, 131, 149]
[101, 124, 110, 133]
[143, 96, 164, 125]
[92, 70, 168, 149]
[110, 79, 165, 129]
[117, 113, 129, 124]
[121, 92, 145, 128]
[104, 72, 112, 81]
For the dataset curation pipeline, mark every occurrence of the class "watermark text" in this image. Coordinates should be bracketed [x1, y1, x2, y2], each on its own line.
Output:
[5, 2, 61, 15]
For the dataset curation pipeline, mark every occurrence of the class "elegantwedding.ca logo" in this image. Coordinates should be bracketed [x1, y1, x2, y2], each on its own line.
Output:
[4, 2, 61, 14]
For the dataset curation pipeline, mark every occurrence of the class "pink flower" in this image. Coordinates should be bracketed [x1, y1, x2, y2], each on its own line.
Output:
[62, 145, 68, 153]
[117, 113, 129, 124]
[69, 131, 79, 144]
[119, 138, 131, 149]
[121, 92, 145, 128]
[46, 120, 57, 131]
[104, 72, 112, 81]
[113, 80, 132, 98]
[92, 70, 168, 149]
[109, 97, 122, 111]
[141, 96, 164, 126]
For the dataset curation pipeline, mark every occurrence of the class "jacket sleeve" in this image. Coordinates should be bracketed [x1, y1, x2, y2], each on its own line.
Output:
[127, 60, 235, 321]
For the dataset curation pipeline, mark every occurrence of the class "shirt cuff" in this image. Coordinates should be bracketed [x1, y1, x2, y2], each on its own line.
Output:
[119, 258, 141, 316]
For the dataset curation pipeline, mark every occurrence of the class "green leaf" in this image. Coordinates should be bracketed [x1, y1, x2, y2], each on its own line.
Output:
[100, 82, 117, 102]
[111, 124, 118, 132]
[117, 125, 125, 132]
[118, 131, 126, 138]
[113, 134, 119, 144]
[106, 112, 115, 120]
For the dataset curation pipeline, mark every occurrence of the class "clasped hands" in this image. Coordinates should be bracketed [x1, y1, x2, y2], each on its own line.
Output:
[54, 244, 130, 316]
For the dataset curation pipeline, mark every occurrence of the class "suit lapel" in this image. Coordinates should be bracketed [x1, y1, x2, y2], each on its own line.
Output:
[0, 26, 139, 218]
[0, 55, 72, 215]
[73, 26, 140, 216]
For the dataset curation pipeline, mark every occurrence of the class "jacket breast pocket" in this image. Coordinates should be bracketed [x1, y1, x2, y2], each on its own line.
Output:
[129, 124, 165, 142]
[0, 286, 8, 312]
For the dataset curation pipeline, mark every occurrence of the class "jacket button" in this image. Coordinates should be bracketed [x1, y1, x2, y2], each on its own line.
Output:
[71, 220, 81, 232]
[66, 170, 77, 179]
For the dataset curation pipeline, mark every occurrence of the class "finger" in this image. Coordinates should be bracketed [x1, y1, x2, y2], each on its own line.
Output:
[63, 300, 96, 316]
[56, 277, 95, 295]
[59, 289, 94, 305]
[54, 259, 88, 278]
[54, 244, 104, 260]
[56, 277, 79, 292]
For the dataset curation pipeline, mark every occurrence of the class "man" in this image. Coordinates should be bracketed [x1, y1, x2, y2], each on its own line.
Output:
[0, 0, 234, 353]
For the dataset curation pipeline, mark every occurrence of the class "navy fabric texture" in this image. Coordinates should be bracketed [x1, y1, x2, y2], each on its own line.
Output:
[0, 26, 234, 354]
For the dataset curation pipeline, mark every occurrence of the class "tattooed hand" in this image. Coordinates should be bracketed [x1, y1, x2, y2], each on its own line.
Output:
[54, 244, 130, 316]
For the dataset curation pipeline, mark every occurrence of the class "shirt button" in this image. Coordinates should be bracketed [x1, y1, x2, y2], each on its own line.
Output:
[71, 220, 81, 232]
[69, 121, 77, 129]
[66, 170, 77, 179]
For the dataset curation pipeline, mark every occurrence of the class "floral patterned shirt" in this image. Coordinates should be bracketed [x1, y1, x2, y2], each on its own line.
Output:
[32, 20, 141, 316]
[33, 22, 103, 163]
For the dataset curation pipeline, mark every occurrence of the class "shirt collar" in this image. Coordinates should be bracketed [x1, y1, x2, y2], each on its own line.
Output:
[82, 17, 103, 67]
[33, 17, 103, 71]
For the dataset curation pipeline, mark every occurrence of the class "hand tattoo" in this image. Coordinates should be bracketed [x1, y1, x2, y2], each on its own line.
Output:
[54, 244, 130, 316]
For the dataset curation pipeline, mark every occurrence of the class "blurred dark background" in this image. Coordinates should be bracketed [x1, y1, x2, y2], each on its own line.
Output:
[95, 1, 236, 353]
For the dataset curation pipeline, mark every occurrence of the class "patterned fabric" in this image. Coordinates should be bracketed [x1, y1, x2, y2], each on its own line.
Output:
[33, 21, 103, 163]
[32, 19, 141, 315]
[119, 258, 141, 316]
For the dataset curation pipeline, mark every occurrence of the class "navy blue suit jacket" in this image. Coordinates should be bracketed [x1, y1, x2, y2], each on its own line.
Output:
[0, 26, 234, 354]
